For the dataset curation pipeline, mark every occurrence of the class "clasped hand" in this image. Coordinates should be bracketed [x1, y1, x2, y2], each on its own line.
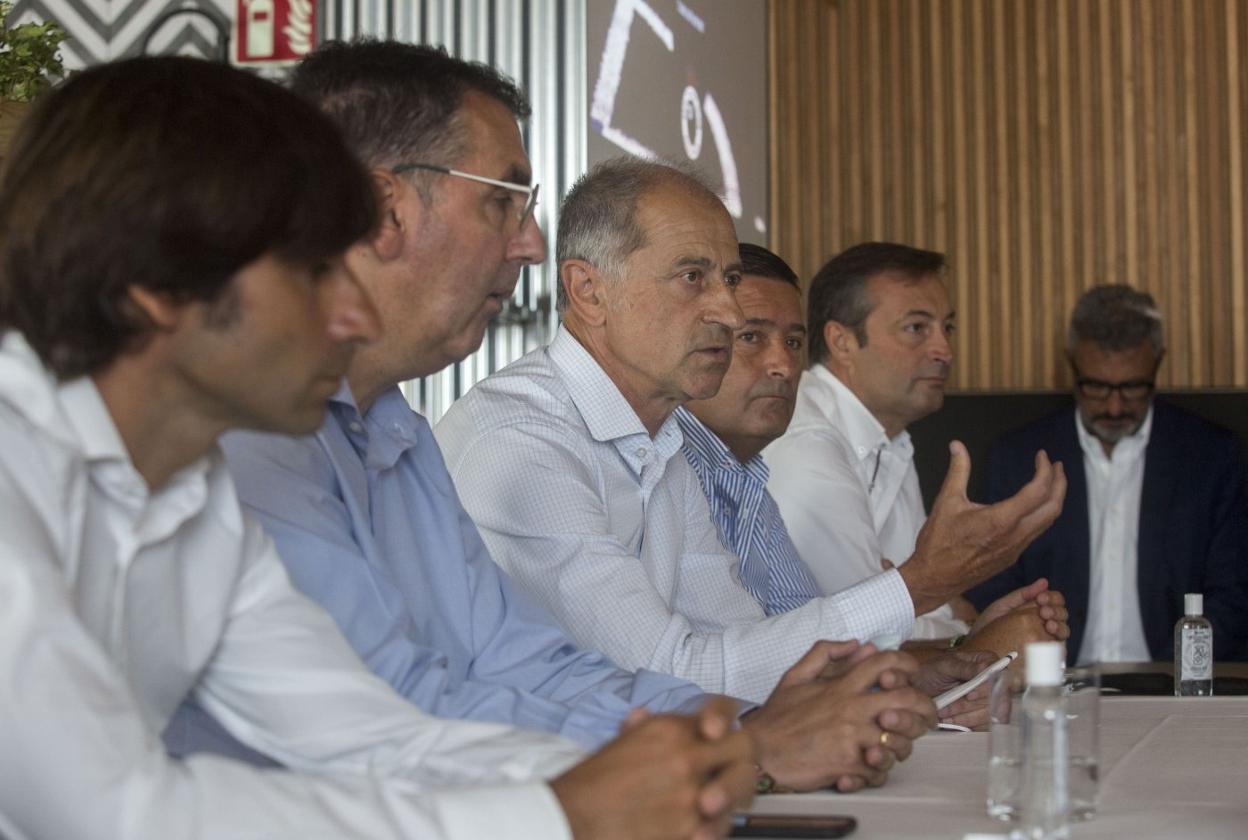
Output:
[741, 640, 937, 793]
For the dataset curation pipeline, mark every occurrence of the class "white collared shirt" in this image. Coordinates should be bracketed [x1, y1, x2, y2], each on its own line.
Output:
[435, 327, 915, 704]
[764, 365, 969, 640]
[1076, 407, 1154, 664]
[0, 332, 577, 840]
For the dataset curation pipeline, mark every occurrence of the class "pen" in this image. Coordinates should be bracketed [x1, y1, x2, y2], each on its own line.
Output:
[934, 650, 1018, 711]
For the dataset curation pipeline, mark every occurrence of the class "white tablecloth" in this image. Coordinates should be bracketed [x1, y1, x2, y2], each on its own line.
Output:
[751, 697, 1248, 838]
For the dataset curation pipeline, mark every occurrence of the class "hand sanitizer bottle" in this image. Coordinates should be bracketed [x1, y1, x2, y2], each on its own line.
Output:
[1174, 593, 1213, 697]
[1013, 642, 1069, 840]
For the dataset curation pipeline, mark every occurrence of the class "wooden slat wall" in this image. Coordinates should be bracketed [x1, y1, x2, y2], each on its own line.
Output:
[769, 0, 1248, 390]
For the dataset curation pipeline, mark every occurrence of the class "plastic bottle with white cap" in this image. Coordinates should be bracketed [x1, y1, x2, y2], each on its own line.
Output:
[1174, 593, 1213, 696]
[1012, 641, 1069, 840]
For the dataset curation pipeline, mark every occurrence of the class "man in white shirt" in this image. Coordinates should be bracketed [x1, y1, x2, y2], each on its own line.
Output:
[684, 243, 1068, 668]
[765, 242, 1068, 658]
[167, 38, 943, 798]
[437, 159, 1066, 782]
[969, 285, 1248, 663]
[0, 56, 753, 840]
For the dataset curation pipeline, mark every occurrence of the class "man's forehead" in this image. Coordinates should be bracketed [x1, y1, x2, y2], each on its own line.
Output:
[736, 275, 803, 327]
[635, 183, 737, 253]
[867, 270, 952, 316]
[1072, 339, 1158, 376]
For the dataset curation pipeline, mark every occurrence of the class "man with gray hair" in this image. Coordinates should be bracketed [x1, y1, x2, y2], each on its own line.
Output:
[437, 156, 1068, 789]
[969, 284, 1248, 663]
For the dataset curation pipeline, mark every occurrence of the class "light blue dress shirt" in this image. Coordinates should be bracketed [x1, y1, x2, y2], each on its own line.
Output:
[167, 384, 706, 756]
[675, 408, 821, 616]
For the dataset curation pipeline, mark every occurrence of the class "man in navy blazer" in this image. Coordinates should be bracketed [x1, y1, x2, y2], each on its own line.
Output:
[968, 286, 1248, 663]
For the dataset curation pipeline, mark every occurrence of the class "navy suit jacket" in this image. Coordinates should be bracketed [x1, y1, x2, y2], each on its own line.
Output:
[967, 400, 1248, 662]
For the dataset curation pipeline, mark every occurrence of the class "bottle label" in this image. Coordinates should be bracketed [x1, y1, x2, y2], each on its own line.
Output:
[1181, 626, 1213, 681]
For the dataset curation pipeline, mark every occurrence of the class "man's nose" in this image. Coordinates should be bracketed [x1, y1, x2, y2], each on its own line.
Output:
[704, 277, 745, 331]
[507, 215, 547, 266]
[929, 327, 954, 365]
[325, 262, 381, 345]
[765, 339, 798, 380]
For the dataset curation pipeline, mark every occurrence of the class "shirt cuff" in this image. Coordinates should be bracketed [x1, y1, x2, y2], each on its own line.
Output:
[826, 568, 916, 645]
[430, 782, 572, 840]
[912, 608, 971, 641]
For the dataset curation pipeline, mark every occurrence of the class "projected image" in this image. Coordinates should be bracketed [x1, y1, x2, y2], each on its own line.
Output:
[587, 0, 768, 242]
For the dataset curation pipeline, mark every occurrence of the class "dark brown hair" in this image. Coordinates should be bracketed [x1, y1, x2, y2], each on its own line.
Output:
[807, 241, 946, 363]
[739, 242, 799, 289]
[0, 56, 376, 378]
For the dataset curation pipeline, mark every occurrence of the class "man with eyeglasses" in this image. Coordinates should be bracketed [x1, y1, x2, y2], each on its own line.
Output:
[969, 284, 1248, 663]
[1, 53, 760, 840]
[164, 37, 924, 801]
[161, 38, 733, 760]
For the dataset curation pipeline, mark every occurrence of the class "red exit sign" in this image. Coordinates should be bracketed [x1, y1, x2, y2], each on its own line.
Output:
[234, 0, 316, 66]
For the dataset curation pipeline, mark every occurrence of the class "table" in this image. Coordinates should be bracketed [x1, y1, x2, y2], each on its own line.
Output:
[750, 697, 1248, 838]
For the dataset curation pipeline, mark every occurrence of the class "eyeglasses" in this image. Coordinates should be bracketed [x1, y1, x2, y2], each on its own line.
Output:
[391, 162, 539, 229]
[1073, 376, 1156, 401]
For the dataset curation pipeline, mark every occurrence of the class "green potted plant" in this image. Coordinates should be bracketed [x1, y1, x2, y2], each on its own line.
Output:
[0, 1, 66, 159]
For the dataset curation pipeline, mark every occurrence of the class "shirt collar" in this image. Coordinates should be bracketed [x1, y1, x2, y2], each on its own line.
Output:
[805, 364, 914, 463]
[548, 326, 655, 443]
[1076, 403, 1154, 464]
[0, 331, 78, 450]
[548, 326, 684, 471]
[58, 375, 132, 465]
[58, 360, 212, 517]
[328, 381, 422, 471]
[676, 407, 769, 484]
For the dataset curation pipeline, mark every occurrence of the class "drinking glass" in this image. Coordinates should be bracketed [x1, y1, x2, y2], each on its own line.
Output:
[986, 666, 1024, 820]
[1064, 663, 1101, 820]
[986, 661, 1101, 822]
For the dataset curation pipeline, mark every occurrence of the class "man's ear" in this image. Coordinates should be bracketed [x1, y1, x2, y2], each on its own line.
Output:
[126, 285, 183, 331]
[823, 320, 859, 365]
[560, 259, 609, 327]
[368, 167, 414, 262]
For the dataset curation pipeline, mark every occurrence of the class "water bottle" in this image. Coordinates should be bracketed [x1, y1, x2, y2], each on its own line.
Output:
[1174, 593, 1213, 696]
[1012, 642, 1069, 840]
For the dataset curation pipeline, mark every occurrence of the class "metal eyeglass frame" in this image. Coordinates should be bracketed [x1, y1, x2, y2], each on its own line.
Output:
[391, 162, 539, 228]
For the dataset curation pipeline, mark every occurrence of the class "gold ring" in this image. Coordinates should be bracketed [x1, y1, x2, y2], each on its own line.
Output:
[879, 730, 891, 748]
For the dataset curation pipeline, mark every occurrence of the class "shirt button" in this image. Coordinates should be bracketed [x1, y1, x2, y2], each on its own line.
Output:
[349, 422, 364, 433]
[636, 447, 648, 458]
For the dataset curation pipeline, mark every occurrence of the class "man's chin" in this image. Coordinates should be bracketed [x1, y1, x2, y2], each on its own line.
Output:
[746, 398, 794, 429]
[685, 372, 730, 402]
[908, 389, 945, 421]
[441, 323, 492, 367]
[253, 403, 329, 438]
[1091, 419, 1142, 444]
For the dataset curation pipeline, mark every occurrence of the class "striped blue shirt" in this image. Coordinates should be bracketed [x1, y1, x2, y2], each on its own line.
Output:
[676, 408, 821, 616]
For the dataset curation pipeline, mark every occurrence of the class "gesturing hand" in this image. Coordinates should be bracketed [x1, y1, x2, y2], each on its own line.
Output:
[902, 442, 1067, 615]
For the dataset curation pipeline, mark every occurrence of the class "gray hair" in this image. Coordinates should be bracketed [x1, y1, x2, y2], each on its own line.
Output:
[555, 157, 723, 312]
[1066, 284, 1164, 355]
